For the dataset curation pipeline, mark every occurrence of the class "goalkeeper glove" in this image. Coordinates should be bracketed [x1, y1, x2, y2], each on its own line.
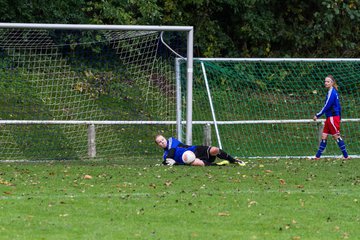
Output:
[165, 158, 176, 166]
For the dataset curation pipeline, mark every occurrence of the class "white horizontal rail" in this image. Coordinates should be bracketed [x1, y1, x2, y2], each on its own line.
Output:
[0, 23, 193, 31]
[0, 120, 177, 125]
[191, 118, 359, 124]
[190, 58, 360, 62]
[0, 119, 358, 125]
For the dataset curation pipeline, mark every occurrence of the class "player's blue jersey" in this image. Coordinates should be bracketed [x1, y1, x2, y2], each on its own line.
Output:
[162, 137, 195, 165]
[162, 137, 185, 161]
[316, 87, 341, 118]
[172, 146, 197, 164]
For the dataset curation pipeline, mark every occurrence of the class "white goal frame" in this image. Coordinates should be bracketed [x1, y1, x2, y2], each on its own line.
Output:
[0, 22, 194, 158]
[175, 57, 360, 158]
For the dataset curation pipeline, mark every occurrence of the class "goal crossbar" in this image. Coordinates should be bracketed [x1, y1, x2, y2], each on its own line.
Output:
[0, 23, 193, 31]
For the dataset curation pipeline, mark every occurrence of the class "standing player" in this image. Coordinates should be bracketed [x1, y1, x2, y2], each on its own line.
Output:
[313, 75, 349, 160]
[155, 134, 246, 166]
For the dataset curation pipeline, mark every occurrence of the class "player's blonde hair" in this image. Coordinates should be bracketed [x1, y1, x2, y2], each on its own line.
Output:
[327, 74, 338, 90]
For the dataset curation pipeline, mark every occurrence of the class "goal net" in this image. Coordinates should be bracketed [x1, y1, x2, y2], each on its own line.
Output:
[178, 58, 360, 158]
[0, 24, 192, 161]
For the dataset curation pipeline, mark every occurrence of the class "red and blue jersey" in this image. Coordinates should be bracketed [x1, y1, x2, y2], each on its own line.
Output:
[316, 87, 341, 118]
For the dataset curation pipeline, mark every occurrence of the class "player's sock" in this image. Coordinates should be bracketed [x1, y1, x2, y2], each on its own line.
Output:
[217, 150, 236, 163]
[336, 138, 349, 158]
[315, 139, 327, 158]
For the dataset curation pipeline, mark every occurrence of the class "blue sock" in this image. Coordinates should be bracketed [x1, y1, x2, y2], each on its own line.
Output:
[316, 140, 327, 158]
[336, 138, 348, 158]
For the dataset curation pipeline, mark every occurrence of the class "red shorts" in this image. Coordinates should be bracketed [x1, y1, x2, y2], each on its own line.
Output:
[323, 116, 341, 135]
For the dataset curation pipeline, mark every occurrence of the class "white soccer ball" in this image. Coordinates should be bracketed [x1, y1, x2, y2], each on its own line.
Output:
[182, 151, 196, 164]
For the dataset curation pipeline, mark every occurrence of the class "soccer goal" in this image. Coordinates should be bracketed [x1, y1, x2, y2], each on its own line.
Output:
[0, 23, 194, 161]
[176, 58, 360, 158]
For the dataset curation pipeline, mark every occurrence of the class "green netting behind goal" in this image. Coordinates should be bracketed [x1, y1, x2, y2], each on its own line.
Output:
[181, 59, 359, 158]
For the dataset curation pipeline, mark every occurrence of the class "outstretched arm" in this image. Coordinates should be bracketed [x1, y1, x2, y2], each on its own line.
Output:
[162, 148, 177, 166]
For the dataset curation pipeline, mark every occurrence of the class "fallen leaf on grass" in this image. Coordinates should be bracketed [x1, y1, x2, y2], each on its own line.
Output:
[83, 175, 93, 179]
[0, 178, 14, 186]
[218, 212, 230, 216]
[164, 180, 172, 187]
[137, 208, 145, 215]
[248, 200, 257, 207]
[279, 179, 286, 185]
[191, 232, 199, 237]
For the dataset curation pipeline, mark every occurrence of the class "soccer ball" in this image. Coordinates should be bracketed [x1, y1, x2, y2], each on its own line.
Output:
[182, 151, 196, 164]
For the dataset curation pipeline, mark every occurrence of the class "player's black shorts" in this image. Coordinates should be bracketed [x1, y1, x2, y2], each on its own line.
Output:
[194, 146, 216, 162]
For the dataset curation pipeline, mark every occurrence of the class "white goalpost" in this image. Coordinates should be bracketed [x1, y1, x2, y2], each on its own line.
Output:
[0, 23, 194, 161]
[176, 58, 360, 159]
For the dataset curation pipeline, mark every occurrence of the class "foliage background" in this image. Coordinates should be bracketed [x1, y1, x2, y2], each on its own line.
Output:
[1, 0, 360, 58]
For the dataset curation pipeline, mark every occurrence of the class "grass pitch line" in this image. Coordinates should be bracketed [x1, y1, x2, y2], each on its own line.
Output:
[1, 188, 359, 201]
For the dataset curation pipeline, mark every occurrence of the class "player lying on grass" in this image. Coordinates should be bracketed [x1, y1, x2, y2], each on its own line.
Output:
[313, 75, 350, 160]
[155, 134, 246, 166]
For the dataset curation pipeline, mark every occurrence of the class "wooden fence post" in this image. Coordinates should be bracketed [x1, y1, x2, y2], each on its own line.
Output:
[88, 124, 96, 158]
[203, 124, 211, 146]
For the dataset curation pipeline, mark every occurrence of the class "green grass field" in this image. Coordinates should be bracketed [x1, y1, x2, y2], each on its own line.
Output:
[1, 157, 359, 240]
